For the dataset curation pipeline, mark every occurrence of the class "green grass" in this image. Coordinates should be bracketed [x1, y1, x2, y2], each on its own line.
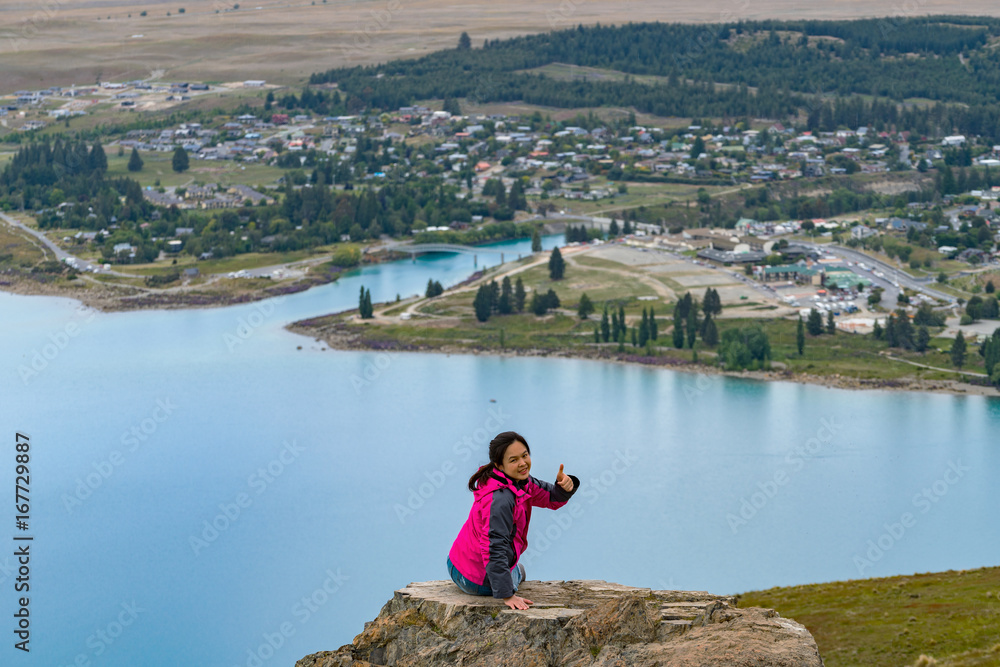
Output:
[105, 152, 285, 189]
[734, 318, 983, 380]
[0, 218, 50, 266]
[739, 566, 1000, 667]
[121, 249, 319, 276]
[541, 182, 723, 216]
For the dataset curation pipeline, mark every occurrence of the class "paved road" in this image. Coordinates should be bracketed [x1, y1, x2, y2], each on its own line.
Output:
[0, 211, 119, 275]
[804, 242, 956, 306]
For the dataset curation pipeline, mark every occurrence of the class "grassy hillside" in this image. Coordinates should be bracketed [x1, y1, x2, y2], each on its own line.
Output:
[739, 567, 1000, 667]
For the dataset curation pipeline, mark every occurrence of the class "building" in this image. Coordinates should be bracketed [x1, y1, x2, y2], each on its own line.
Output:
[851, 225, 877, 240]
[757, 263, 822, 285]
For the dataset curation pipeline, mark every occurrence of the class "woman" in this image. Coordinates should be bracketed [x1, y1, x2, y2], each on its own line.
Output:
[447, 431, 579, 610]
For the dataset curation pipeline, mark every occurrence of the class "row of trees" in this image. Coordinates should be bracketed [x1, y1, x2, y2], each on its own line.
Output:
[473, 276, 527, 322]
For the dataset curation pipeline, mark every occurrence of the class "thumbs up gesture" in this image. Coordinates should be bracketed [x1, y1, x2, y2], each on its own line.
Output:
[556, 464, 574, 492]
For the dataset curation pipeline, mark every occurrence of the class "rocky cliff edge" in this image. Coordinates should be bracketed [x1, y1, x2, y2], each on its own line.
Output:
[295, 579, 823, 666]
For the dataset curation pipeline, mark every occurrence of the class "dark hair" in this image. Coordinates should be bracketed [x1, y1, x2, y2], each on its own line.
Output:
[467, 431, 530, 491]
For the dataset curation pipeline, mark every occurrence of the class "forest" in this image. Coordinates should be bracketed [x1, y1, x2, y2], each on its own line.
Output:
[310, 17, 1000, 139]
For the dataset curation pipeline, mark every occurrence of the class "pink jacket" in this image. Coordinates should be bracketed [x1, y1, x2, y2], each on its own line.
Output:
[448, 468, 578, 598]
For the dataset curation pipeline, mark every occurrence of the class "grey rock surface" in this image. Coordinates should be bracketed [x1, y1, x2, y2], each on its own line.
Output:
[296, 579, 824, 666]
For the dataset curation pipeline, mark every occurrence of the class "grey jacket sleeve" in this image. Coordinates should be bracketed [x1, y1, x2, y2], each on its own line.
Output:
[486, 488, 517, 599]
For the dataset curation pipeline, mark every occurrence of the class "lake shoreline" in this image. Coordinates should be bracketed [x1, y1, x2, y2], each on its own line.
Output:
[287, 318, 1000, 398]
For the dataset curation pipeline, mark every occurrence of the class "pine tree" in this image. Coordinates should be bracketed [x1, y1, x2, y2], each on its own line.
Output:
[686, 306, 698, 348]
[872, 320, 883, 340]
[618, 305, 626, 335]
[89, 141, 108, 172]
[474, 284, 492, 322]
[649, 307, 658, 340]
[885, 314, 898, 347]
[359, 286, 374, 319]
[701, 315, 719, 347]
[594, 326, 600, 344]
[672, 309, 685, 349]
[530, 291, 548, 316]
[916, 326, 930, 352]
[796, 316, 805, 355]
[600, 305, 610, 342]
[951, 331, 967, 368]
[531, 227, 542, 252]
[807, 308, 824, 336]
[489, 280, 500, 313]
[638, 309, 649, 347]
[578, 293, 594, 320]
[677, 292, 692, 320]
[611, 310, 620, 341]
[514, 277, 526, 312]
[609, 219, 619, 236]
[827, 310, 836, 335]
[172, 146, 189, 173]
[548, 246, 565, 280]
[498, 277, 513, 314]
[127, 147, 144, 172]
[457, 31, 471, 49]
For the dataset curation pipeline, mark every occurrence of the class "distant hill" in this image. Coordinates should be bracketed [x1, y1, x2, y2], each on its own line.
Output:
[4, 0, 1000, 90]
[310, 17, 1000, 141]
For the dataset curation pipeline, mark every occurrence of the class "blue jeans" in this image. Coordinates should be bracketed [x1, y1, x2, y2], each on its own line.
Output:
[447, 557, 523, 597]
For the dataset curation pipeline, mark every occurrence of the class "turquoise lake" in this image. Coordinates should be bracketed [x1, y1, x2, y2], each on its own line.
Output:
[0, 235, 997, 666]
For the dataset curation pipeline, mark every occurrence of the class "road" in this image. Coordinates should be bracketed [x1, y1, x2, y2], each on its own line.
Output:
[0, 211, 120, 275]
[805, 242, 956, 306]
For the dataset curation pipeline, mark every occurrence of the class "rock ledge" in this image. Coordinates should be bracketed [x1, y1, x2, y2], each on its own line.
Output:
[296, 579, 823, 666]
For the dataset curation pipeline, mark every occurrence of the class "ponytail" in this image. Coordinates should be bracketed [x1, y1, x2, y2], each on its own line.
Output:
[467, 463, 496, 492]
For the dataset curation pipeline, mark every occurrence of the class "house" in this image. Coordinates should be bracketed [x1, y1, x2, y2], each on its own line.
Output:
[243, 80, 266, 88]
[183, 267, 200, 278]
[851, 225, 877, 240]
[942, 135, 966, 147]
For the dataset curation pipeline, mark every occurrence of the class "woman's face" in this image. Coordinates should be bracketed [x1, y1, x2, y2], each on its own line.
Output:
[499, 441, 531, 481]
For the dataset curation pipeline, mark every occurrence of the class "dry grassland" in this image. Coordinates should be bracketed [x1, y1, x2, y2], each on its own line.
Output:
[2, 0, 1000, 92]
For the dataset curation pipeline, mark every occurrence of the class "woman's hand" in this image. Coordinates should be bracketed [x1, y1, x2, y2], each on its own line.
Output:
[503, 594, 533, 610]
[556, 464, 574, 492]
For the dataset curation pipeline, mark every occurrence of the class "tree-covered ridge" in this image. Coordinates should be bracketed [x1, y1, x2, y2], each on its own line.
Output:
[310, 17, 1000, 134]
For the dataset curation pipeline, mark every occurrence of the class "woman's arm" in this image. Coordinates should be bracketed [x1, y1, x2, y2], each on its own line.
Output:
[483, 489, 518, 599]
[526, 470, 580, 509]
